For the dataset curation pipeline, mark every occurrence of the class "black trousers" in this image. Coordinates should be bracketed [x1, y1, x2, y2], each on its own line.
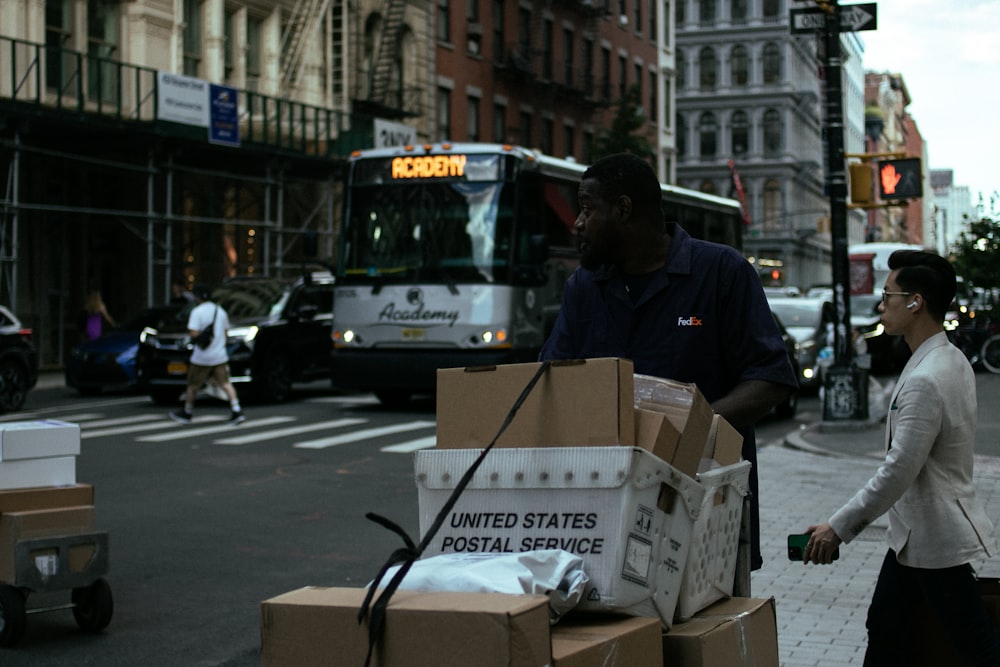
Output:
[865, 549, 1000, 667]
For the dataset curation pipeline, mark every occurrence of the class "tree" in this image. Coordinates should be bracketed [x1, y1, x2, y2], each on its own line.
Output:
[590, 84, 655, 162]
[950, 216, 1000, 291]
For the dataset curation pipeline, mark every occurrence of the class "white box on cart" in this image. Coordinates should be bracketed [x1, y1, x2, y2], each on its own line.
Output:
[415, 446, 705, 628]
[0, 420, 80, 461]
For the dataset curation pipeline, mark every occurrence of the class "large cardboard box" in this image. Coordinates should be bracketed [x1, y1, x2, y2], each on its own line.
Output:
[0, 420, 80, 461]
[634, 408, 704, 479]
[415, 446, 705, 627]
[0, 484, 94, 513]
[700, 415, 744, 471]
[551, 614, 663, 666]
[436, 358, 634, 449]
[661, 597, 779, 667]
[261, 587, 551, 667]
[0, 505, 96, 582]
[0, 456, 76, 490]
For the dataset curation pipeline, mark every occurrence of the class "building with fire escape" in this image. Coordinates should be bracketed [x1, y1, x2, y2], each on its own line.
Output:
[673, 0, 867, 291]
[0, 0, 433, 368]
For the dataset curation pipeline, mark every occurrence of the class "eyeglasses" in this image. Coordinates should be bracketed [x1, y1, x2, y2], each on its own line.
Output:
[881, 290, 912, 304]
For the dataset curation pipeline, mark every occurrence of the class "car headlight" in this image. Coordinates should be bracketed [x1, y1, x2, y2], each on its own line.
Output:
[227, 325, 259, 343]
[139, 327, 159, 347]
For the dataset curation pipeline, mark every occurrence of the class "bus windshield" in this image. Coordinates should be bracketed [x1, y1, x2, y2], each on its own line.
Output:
[342, 155, 514, 284]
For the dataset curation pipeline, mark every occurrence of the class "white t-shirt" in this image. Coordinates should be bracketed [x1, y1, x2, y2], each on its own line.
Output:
[187, 301, 230, 367]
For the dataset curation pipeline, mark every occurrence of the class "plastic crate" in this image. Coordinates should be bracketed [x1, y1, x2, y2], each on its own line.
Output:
[415, 446, 705, 628]
[674, 460, 752, 622]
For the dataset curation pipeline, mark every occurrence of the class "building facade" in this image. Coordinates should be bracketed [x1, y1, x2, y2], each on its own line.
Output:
[931, 169, 976, 256]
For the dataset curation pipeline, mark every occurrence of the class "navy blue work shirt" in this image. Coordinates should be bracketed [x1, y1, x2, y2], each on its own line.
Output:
[540, 223, 796, 402]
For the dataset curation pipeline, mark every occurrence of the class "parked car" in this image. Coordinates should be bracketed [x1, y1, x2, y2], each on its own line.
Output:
[0, 305, 39, 412]
[66, 303, 190, 395]
[771, 312, 801, 419]
[766, 296, 832, 393]
[136, 272, 335, 404]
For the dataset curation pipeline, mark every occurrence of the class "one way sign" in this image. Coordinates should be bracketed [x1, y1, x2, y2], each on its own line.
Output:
[790, 3, 877, 34]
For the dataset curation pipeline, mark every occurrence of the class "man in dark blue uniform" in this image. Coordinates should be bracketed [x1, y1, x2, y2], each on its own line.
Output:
[540, 153, 798, 570]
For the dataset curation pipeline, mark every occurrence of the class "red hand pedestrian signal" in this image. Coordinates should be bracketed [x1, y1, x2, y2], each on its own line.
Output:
[876, 158, 923, 201]
[880, 163, 902, 196]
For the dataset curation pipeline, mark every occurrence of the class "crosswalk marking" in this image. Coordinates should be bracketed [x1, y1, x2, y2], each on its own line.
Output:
[213, 418, 368, 446]
[135, 416, 295, 442]
[381, 435, 437, 453]
[80, 414, 162, 428]
[307, 395, 380, 405]
[83, 416, 227, 439]
[294, 421, 436, 450]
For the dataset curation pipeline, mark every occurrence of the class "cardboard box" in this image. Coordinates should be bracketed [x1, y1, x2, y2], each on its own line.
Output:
[661, 597, 779, 667]
[261, 587, 551, 667]
[415, 446, 705, 627]
[436, 358, 634, 449]
[551, 614, 663, 666]
[675, 461, 752, 622]
[0, 420, 80, 461]
[0, 456, 76, 490]
[700, 415, 743, 471]
[0, 505, 96, 581]
[634, 408, 704, 479]
[0, 484, 94, 513]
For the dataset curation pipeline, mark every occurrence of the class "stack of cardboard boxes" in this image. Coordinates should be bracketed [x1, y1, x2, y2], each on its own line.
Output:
[261, 358, 778, 666]
[0, 421, 97, 585]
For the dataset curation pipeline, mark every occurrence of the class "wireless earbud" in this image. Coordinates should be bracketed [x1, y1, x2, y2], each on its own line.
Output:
[906, 301, 918, 310]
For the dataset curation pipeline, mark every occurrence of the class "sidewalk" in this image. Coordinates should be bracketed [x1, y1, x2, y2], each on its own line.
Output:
[755, 400, 1000, 666]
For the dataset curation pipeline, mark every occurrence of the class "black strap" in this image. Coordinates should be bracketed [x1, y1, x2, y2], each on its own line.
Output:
[357, 360, 552, 667]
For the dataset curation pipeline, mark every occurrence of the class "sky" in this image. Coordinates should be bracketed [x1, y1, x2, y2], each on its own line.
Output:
[857, 0, 1000, 205]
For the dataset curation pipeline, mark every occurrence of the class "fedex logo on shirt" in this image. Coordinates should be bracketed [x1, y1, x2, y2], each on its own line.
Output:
[677, 315, 703, 327]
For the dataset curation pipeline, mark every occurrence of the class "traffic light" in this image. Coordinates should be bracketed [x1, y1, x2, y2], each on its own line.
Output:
[876, 157, 922, 200]
[849, 163, 874, 204]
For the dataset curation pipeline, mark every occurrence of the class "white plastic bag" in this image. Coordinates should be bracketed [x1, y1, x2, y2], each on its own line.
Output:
[373, 549, 589, 622]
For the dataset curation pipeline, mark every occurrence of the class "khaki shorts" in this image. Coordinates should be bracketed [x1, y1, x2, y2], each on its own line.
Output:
[186, 363, 230, 389]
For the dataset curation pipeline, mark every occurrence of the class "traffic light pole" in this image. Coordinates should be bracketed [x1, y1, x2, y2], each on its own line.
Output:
[821, 0, 869, 421]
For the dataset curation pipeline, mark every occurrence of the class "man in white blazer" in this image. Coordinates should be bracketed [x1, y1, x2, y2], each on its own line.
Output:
[802, 250, 1000, 665]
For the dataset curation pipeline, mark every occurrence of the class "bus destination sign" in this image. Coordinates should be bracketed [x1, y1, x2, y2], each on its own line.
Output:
[392, 154, 467, 179]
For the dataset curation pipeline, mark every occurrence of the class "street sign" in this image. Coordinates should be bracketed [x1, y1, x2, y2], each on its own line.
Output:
[790, 3, 877, 34]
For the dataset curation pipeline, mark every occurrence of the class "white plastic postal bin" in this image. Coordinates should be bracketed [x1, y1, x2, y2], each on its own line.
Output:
[673, 459, 752, 622]
[414, 446, 705, 628]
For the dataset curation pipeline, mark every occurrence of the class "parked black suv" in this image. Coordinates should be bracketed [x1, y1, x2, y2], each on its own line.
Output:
[136, 273, 334, 404]
[0, 305, 39, 412]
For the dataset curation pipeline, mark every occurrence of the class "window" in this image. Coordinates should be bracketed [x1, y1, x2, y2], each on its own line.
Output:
[698, 112, 717, 157]
[45, 0, 74, 90]
[763, 179, 781, 229]
[676, 49, 686, 89]
[762, 0, 779, 20]
[583, 38, 595, 96]
[699, 0, 715, 25]
[518, 8, 531, 53]
[520, 110, 532, 146]
[182, 0, 201, 77]
[698, 46, 717, 90]
[542, 19, 553, 79]
[564, 124, 575, 159]
[650, 0, 657, 40]
[676, 113, 687, 157]
[493, 102, 507, 142]
[730, 0, 747, 22]
[437, 87, 452, 140]
[468, 96, 481, 141]
[542, 118, 553, 153]
[601, 46, 611, 100]
[224, 8, 236, 81]
[731, 45, 748, 86]
[619, 54, 628, 98]
[634, 63, 643, 106]
[88, 0, 119, 100]
[663, 79, 671, 126]
[763, 108, 782, 155]
[583, 130, 595, 163]
[731, 110, 749, 156]
[467, 0, 479, 22]
[762, 43, 781, 83]
[635, 0, 642, 34]
[564, 29, 574, 87]
[492, 0, 504, 61]
[649, 70, 657, 120]
[676, 0, 685, 26]
[247, 16, 262, 91]
[437, 0, 450, 42]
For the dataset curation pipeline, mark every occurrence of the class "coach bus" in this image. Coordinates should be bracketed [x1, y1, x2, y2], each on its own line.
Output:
[331, 142, 744, 405]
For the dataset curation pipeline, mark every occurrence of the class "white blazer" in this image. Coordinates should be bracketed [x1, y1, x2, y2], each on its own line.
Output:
[829, 332, 996, 568]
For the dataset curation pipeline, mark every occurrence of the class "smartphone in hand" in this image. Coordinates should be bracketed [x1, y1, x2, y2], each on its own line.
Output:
[788, 533, 839, 561]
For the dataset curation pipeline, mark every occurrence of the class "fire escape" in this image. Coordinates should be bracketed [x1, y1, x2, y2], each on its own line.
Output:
[279, 0, 333, 97]
[354, 0, 416, 119]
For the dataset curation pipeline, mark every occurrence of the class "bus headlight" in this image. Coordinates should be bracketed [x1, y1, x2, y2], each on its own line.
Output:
[333, 329, 360, 347]
[471, 329, 509, 347]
